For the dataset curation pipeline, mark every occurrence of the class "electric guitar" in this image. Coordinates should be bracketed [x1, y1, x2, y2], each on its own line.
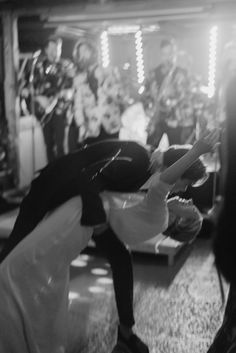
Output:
[34, 88, 74, 127]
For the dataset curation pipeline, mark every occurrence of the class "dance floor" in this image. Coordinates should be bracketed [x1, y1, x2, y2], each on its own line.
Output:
[67, 239, 228, 353]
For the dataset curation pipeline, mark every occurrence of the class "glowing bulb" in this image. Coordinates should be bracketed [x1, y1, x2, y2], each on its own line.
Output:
[135, 29, 145, 84]
[88, 286, 105, 294]
[71, 259, 87, 267]
[138, 85, 145, 94]
[100, 31, 110, 68]
[91, 268, 108, 275]
[96, 277, 113, 285]
[69, 291, 80, 300]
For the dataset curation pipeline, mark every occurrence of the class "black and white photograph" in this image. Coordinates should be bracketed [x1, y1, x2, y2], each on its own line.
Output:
[0, 0, 236, 352]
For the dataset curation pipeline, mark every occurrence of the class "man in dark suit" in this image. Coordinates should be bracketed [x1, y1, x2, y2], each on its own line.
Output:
[0, 139, 151, 353]
[27, 36, 73, 162]
[0, 139, 151, 260]
[0, 135, 209, 353]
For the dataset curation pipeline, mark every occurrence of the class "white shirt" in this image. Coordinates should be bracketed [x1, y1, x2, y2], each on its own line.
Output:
[102, 174, 172, 245]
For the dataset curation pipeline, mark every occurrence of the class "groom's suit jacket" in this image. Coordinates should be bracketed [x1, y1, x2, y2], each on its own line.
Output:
[0, 140, 152, 262]
[38, 139, 151, 223]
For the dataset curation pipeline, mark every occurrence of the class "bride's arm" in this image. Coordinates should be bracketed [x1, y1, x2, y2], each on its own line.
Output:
[159, 130, 219, 186]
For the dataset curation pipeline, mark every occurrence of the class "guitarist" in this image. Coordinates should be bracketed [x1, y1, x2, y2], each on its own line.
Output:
[146, 38, 191, 148]
[30, 36, 73, 162]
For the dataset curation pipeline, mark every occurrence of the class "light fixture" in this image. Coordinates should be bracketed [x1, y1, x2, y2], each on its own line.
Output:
[100, 30, 110, 68]
[96, 277, 113, 285]
[123, 62, 131, 70]
[70, 259, 87, 267]
[138, 85, 145, 95]
[108, 25, 140, 35]
[69, 291, 80, 300]
[88, 286, 105, 294]
[91, 268, 108, 275]
[135, 29, 145, 84]
[208, 25, 218, 98]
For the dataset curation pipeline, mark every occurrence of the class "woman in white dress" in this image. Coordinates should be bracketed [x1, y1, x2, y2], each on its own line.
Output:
[0, 131, 218, 353]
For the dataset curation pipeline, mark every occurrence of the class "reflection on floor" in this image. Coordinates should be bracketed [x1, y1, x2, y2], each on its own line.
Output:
[67, 239, 228, 353]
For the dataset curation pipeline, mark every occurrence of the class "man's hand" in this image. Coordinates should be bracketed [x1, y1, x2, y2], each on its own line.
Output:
[93, 223, 109, 236]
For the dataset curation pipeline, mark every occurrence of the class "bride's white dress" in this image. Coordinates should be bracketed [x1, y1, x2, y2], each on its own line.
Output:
[0, 176, 171, 353]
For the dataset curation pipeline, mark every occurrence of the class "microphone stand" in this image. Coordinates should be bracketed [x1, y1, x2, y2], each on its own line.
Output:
[29, 50, 41, 175]
[211, 84, 225, 307]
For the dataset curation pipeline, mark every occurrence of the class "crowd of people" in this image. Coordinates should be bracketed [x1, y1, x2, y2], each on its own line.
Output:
[0, 32, 235, 353]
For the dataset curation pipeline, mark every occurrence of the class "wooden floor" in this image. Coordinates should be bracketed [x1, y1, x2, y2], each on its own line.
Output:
[67, 239, 228, 353]
[0, 204, 226, 353]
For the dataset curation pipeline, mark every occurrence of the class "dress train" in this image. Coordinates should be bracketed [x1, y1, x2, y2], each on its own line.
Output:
[0, 197, 93, 353]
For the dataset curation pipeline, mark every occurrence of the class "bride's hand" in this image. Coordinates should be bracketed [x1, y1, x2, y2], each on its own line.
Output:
[193, 129, 220, 155]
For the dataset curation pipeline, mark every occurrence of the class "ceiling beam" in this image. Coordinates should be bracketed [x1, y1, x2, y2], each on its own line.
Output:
[3, 0, 234, 25]
[3, 0, 209, 17]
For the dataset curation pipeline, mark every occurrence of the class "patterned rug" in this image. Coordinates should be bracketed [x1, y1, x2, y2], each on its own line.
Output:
[67, 240, 228, 353]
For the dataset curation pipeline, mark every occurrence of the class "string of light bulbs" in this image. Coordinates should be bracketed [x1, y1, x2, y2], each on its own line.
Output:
[100, 30, 110, 68]
[135, 29, 145, 84]
[208, 25, 218, 98]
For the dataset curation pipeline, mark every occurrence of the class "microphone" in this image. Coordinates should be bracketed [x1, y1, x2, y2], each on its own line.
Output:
[29, 50, 41, 84]
[32, 49, 42, 59]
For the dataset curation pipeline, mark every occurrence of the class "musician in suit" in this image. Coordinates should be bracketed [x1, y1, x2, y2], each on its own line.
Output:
[0, 139, 151, 353]
[146, 38, 191, 148]
[30, 36, 73, 162]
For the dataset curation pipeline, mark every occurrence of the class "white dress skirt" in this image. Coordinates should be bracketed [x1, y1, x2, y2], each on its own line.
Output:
[0, 175, 171, 353]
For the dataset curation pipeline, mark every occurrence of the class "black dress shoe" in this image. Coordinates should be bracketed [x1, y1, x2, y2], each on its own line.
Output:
[111, 328, 149, 353]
